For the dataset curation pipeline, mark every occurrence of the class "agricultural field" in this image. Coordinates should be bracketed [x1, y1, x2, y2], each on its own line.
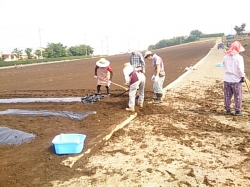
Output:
[0, 38, 250, 187]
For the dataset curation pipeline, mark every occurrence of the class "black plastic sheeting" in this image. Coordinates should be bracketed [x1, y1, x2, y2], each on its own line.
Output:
[0, 127, 36, 145]
[0, 109, 96, 121]
[81, 94, 109, 104]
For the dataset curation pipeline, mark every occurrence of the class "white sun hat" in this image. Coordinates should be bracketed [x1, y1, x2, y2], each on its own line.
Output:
[96, 58, 110, 67]
[144, 51, 153, 58]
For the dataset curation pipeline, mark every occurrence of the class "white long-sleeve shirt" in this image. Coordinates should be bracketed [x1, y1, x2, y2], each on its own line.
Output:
[223, 54, 245, 83]
[123, 65, 134, 84]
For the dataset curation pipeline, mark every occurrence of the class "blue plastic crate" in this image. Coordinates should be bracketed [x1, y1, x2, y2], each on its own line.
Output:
[52, 133, 86, 155]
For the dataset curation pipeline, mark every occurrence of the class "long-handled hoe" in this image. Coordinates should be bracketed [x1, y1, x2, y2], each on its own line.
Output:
[95, 77, 129, 96]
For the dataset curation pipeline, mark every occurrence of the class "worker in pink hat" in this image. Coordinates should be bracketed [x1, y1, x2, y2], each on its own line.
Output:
[223, 41, 245, 116]
[94, 58, 113, 95]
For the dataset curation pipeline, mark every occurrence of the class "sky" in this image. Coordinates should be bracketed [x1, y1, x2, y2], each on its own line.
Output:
[0, 0, 250, 55]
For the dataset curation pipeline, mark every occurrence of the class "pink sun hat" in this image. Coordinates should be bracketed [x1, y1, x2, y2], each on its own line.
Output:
[226, 41, 245, 55]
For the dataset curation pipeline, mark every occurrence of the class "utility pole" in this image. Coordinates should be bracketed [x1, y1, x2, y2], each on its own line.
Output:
[106, 36, 109, 56]
[101, 40, 103, 56]
[85, 34, 87, 58]
[128, 38, 130, 52]
[38, 28, 43, 59]
[231, 23, 232, 35]
[180, 32, 182, 45]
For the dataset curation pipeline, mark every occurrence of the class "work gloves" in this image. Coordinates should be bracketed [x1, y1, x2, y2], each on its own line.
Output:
[94, 75, 97, 78]
[151, 75, 159, 82]
[240, 77, 245, 82]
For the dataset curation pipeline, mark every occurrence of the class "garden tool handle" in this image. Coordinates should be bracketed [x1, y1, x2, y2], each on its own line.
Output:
[245, 77, 250, 93]
[96, 77, 128, 90]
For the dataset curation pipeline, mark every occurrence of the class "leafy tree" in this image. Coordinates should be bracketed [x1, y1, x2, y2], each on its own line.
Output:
[190, 30, 203, 38]
[68, 45, 87, 56]
[12, 48, 23, 59]
[183, 35, 198, 43]
[44, 43, 68, 58]
[35, 49, 41, 57]
[0, 51, 2, 61]
[25, 48, 33, 59]
[62, 44, 94, 57]
[148, 45, 156, 50]
[234, 23, 246, 36]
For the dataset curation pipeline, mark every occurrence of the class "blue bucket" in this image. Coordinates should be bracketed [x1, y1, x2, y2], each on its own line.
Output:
[52, 133, 86, 155]
[216, 63, 223, 67]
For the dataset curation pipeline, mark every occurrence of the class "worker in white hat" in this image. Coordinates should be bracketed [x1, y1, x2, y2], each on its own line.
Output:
[123, 62, 146, 112]
[144, 51, 165, 103]
[94, 58, 113, 95]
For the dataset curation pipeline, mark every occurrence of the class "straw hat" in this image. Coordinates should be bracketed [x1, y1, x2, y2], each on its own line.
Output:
[96, 58, 110, 67]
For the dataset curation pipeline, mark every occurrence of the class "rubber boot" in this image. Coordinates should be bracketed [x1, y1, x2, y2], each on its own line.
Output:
[97, 85, 101, 94]
[154, 93, 162, 103]
[105, 86, 110, 94]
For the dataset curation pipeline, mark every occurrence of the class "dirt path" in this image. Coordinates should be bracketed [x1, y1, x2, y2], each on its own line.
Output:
[52, 39, 250, 186]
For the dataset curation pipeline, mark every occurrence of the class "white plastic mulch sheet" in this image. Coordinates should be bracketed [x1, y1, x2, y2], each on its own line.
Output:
[0, 94, 108, 104]
[0, 97, 82, 103]
[0, 109, 96, 121]
[0, 127, 36, 145]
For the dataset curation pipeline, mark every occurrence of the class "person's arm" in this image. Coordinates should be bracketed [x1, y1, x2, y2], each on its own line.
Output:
[154, 56, 161, 76]
[129, 55, 133, 65]
[107, 66, 113, 80]
[238, 56, 245, 77]
[110, 71, 113, 81]
[155, 64, 160, 76]
[139, 53, 146, 73]
[94, 66, 98, 76]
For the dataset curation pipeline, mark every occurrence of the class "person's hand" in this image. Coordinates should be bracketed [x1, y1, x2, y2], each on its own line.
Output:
[151, 75, 155, 81]
[154, 75, 159, 82]
[240, 77, 245, 82]
[94, 75, 97, 78]
[124, 82, 130, 86]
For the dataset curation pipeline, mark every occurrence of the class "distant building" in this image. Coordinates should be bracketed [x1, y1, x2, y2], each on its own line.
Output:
[1, 53, 18, 61]
[1, 52, 39, 61]
[242, 30, 250, 36]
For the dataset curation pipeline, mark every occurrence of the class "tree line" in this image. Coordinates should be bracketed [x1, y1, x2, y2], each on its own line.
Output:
[0, 43, 94, 61]
[148, 30, 224, 50]
[148, 23, 247, 50]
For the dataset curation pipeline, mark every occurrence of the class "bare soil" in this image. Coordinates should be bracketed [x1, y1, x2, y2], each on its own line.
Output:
[0, 39, 250, 187]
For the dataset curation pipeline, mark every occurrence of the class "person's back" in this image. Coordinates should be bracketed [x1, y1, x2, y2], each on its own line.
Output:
[223, 54, 244, 83]
[130, 50, 146, 73]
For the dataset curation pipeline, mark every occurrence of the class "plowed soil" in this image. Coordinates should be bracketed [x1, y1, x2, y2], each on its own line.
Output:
[0, 39, 250, 187]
